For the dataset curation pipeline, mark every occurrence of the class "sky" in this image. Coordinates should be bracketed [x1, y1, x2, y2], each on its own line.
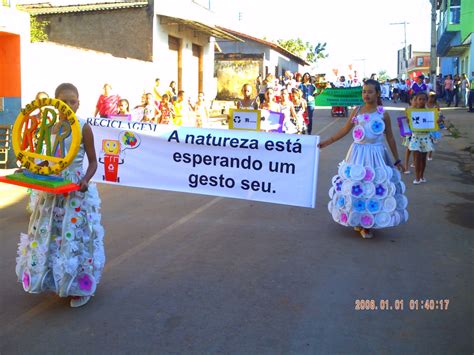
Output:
[213, 0, 433, 79]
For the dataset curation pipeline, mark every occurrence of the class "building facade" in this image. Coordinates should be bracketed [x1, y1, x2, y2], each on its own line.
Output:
[436, 0, 474, 77]
[214, 27, 308, 100]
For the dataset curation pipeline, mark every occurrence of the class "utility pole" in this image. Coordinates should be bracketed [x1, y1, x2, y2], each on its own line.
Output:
[430, 0, 438, 92]
[390, 21, 410, 78]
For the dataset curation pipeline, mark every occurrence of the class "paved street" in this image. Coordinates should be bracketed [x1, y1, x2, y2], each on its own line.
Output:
[1, 104, 472, 354]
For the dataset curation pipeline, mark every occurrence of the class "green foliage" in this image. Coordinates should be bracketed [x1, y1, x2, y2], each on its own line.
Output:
[277, 38, 327, 63]
[378, 70, 390, 81]
[30, 16, 49, 42]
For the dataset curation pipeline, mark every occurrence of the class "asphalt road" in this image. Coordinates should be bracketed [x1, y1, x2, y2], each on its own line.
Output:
[1, 104, 472, 354]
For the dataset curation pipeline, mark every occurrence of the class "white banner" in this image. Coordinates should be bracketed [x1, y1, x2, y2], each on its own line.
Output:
[86, 118, 320, 208]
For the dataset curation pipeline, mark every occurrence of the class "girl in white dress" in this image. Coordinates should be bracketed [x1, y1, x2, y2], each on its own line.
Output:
[16, 83, 105, 308]
[319, 80, 407, 239]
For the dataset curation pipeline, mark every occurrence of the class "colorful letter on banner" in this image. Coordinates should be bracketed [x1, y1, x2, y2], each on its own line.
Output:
[86, 117, 320, 208]
[406, 108, 439, 132]
[314, 87, 364, 106]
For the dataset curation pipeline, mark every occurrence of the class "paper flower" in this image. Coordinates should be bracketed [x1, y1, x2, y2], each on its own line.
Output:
[375, 184, 386, 196]
[367, 200, 380, 213]
[344, 166, 351, 178]
[340, 213, 348, 224]
[351, 184, 363, 197]
[364, 168, 374, 181]
[377, 106, 384, 114]
[363, 114, 370, 121]
[22, 272, 30, 289]
[337, 196, 346, 208]
[361, 214, 373, 226]
[335, 180, 343, 191]
[371, 119, 385, 134]
[353, 126, 364, 141]
[353, 199, 366, 212]
[78, 274, 93, 292]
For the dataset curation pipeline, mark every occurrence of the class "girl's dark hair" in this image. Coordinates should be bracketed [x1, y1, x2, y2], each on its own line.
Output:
[55, 83, 79, 98]
[414, 91, 428, 99]
[302, 72, 312, 82]
[119, 98, 129, 107]
[363, 79, 382, 105]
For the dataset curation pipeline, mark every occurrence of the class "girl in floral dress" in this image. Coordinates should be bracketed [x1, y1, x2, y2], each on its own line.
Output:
[16, 83, 105, 307]
[319, 80, 407, 239]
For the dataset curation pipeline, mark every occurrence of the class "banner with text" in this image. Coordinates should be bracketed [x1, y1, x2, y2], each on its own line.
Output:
[86, 118, 320, 208]
[314, 87, 363, 106]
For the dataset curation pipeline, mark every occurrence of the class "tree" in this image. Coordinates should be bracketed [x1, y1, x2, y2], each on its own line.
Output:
[277, 38, 327, 63]
[30, 16, 49, 42]
[377, 70, 390, 81]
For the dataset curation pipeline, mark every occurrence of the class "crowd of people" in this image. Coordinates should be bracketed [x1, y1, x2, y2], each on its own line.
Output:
[94, 79, 209, 128]
[375, 73, 472, 110]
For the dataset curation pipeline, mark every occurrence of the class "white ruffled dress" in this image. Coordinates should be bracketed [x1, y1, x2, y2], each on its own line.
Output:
[328, 107, 409, 229]
[16, 119, 105, 297]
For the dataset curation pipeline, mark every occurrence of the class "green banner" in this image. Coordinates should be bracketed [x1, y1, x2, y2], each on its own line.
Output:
[314, 87, 364, 106]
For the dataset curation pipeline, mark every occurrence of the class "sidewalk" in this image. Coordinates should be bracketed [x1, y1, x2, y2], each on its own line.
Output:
[438, 106, 474, 176]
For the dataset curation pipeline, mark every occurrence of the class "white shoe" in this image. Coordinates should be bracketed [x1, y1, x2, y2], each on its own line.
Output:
[413, 179, 421, 185]
[420, 178, 427, 183]
[360, 229, 374, 239]
[427, 157, 433, 161]
[70, 296, 91, 308]
[403, 170, 411, 174]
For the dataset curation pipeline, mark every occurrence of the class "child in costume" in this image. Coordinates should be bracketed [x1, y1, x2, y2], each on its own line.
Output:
[16, 83, 105, 308]
[408, 91, 433, 184]
[426, 91, 442, 161]
[319, 80, 407, 239]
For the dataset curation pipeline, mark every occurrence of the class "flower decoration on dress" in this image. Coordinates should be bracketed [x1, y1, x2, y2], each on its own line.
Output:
[335, 180, 343, 192]
[349, 165, 365, 180]
[375, 212, 391, 227]
[363, 167, 375, 182]
[376, 106, 384, 114]
[22, 271, 30, 291]
[336, 196, 346, 209]
[344, 165, 352, 179]
[375, 184, 386, 197]
[363, 114, 370, 122]
[351, 184, 364, 197]
[78, 273, 93, 292]
[352, 125, 365, 142]
[360, 213, 375, 228]
[367, 199, 381, 213]
[352, 199, 366, 212]
[369, 118, 385, 135]
[340, 212, 348, 224]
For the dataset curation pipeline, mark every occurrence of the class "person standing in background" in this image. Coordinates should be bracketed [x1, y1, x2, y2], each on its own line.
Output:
[94, 83, 120, 118]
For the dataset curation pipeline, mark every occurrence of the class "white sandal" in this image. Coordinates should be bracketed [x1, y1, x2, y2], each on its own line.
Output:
[70, 296, 91, 308]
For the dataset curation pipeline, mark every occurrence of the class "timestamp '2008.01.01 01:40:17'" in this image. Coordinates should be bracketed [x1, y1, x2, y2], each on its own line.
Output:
[354, 299, 450, 311]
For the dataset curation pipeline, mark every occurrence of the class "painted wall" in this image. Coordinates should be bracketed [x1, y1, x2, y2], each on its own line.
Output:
[218, 38, 304, 77]
[22, 42, 157, 118]
[0, 5, 30, 167]
[215, 54, 262, 100]
[37, 7, 154, 61]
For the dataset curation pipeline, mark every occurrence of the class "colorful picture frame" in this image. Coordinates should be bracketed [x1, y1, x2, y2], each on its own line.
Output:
[260, 110, 284, 133]
[397, 116, 412, 137]
[229, 109, 261, 131]
[406, 108, 439, 132]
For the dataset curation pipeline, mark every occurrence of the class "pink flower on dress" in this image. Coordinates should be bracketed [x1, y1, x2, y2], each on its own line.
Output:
[361, 215, 373, 226]
[377, 106, 384, 114]
[22, 272, 30, 289]
[340, 213, 348, 224]
[354, 127, 364, 140]
[364, 169, 374, 181]
[78, 274, 93, 292]
[363, 114, 370, 121]
[352, 116, 358, 123]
